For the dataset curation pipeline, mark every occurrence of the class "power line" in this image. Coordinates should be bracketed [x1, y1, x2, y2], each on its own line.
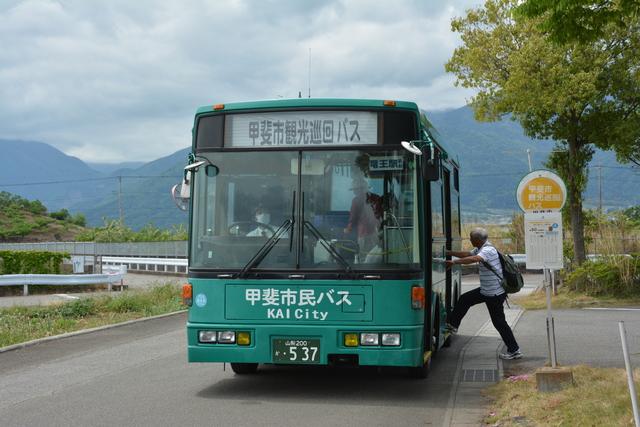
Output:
[0, 175, 181, 187]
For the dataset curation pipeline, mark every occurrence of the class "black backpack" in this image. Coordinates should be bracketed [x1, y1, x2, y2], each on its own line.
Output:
[482, 248, 524, 294]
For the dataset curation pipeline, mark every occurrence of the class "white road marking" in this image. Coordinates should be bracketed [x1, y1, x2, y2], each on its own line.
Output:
[583, 307, 640, 311]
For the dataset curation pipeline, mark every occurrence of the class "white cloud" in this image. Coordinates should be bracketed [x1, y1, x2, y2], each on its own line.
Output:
[0, 0, 481, 162]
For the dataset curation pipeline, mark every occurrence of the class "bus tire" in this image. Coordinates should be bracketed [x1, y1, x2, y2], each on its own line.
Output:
[409, 353, 432, 379]
[409, 300, 439, 379]
[230, 363, 259, 374]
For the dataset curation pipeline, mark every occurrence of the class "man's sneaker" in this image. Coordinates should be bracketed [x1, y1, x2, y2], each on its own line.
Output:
[445, 323, 458, 334]
[499, 349, 523, 360]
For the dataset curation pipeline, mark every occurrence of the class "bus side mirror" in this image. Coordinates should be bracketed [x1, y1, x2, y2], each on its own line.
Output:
[171, 170, 191, 211]
[421, 145, 440, 182]
[400, 141, 440, 182]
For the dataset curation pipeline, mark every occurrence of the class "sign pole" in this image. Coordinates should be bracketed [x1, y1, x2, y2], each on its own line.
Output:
[544, 267, 558, 368]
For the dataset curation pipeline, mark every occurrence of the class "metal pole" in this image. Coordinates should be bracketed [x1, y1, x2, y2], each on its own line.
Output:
[619, 321, 640, 427]
[598, 164, 603, 214]
[545, 268, 558, 368]
[526, 149, 532, 172]
[118, 175, 124, 224]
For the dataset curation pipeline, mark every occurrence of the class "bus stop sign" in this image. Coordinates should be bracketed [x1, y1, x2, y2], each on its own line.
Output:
[516, 170, 566, 212]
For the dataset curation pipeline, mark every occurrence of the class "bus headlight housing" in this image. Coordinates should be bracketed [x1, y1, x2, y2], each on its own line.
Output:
[381, 333, 401, 346]
[360, 333, 379, 346]
[198, 330, 217, 343]
[217, 331, 236, 344]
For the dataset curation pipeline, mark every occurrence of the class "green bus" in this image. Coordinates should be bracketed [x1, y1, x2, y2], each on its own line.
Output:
[179, 98, 462, 377]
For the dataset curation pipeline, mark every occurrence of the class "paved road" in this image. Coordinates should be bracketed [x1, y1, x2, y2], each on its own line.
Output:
[0, 302, 488, 426]
[503, 308, 640, 376]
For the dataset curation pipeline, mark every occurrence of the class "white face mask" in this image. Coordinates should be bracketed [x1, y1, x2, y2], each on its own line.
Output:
[255, 213, 270, 224]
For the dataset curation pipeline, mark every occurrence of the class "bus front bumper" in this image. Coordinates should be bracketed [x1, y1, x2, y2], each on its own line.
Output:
[187, 323, 424, 368]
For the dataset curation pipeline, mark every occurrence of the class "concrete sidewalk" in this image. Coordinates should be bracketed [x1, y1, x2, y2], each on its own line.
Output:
[446, 273, 543, 426]
[447, 273, 640, 426]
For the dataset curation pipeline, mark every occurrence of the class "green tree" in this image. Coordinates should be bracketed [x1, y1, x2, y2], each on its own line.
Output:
[49, 209, 70, 221]
[445, 0, 640, 264]
[516, 0, 640, 44]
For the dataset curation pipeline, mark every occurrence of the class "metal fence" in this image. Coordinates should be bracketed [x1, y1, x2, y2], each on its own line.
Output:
[0, 241, 188, 258]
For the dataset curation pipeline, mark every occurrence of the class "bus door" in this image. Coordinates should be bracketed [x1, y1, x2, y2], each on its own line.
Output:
[443, 168, 453, 315]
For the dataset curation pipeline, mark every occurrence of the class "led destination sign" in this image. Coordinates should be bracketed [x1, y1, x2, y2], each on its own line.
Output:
[224, 111, 378, 148]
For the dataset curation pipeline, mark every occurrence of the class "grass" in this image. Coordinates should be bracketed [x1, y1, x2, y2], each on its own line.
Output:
[512, 287, 640, 310]
[0, 284, 185, 348]
[484, 365, 640, 426]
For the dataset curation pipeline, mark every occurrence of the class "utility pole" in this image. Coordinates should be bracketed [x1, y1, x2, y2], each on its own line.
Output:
[598, 164, 603, 213]
[117, 176, 124, 224]
[526, 149, 532, 172]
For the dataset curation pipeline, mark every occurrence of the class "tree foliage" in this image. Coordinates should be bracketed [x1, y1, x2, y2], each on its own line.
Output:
[516, 0, 640, 44]
[445, 0, 640, 263]
[76, 219, 187, 243]
[0, 191, 47, 215]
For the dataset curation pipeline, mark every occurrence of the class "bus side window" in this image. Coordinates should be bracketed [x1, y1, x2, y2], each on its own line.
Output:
[431, 181, 444, 237]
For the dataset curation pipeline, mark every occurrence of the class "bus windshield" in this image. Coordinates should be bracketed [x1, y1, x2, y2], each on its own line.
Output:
[190, 149, 419, 271]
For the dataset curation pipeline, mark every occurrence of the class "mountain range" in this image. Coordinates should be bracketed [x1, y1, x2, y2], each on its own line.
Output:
[1, 106, 638, 229]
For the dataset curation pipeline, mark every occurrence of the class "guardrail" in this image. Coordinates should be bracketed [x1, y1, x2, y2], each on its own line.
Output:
[0, 272, 125, 296]
[101, 256, 187, 274]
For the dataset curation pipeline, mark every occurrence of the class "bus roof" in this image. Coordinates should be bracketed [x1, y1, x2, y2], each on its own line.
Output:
[194, 98, 458, 167]
[195, 98, 419, 115]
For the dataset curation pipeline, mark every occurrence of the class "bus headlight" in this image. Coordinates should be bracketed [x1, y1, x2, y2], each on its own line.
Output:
[381, 333, 401, 346]
[198, 330, 217, 343]
[217, 331, 236, 344]
[360, 333, 379, 346]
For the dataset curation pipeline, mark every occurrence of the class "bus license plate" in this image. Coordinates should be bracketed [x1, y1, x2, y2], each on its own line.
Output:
[272, 338, 321, 364]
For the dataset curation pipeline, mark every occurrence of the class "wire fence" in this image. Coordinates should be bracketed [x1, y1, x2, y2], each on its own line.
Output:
[0, 241, 188, 258]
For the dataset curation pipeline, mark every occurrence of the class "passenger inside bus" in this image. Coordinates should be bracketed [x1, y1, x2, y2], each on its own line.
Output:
[343, 176, 383, 262]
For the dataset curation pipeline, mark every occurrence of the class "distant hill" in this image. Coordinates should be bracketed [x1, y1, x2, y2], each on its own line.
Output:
[70, 149, 189, 229]
[1, 107, 639, 229]
[0, 139, 103, 211]
[87, 162, 144, 174]
[0, 192, 87, 242]
[426, 106, 640, 217]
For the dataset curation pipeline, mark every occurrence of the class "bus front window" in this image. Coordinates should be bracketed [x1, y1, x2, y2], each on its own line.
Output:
[190, 151, 298, 270]
[299, 150, 419, 270]
[190, 150, 419, 271]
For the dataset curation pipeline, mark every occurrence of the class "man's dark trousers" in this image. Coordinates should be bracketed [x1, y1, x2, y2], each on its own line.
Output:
[448, 287, 519, 353]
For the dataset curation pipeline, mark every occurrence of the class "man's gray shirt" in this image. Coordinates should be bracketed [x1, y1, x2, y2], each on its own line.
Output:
[472, 241, 505, 296]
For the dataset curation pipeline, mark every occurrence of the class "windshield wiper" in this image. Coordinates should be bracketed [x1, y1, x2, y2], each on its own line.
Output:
[239, 219, 293, 278]
[303, 220, 352, 273]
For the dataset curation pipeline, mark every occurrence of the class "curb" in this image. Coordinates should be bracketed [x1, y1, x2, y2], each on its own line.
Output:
[442, 306, 527, 427]
[0, 309, 188, 354]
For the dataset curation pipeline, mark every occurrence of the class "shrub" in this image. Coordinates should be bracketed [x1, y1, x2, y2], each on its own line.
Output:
[49, 209, 70, 221]
[57, 298, 97, 318]
[564, 256, 640, 297]
[105, 293, 147, 313]
[0, 251, 68, 274]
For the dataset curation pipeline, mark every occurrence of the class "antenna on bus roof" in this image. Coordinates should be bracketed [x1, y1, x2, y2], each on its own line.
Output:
[308, 47, 311, 98]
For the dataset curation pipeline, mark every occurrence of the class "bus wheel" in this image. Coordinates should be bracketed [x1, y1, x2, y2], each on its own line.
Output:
[230, 363, 258, 374]
[409, 352, 432, 379]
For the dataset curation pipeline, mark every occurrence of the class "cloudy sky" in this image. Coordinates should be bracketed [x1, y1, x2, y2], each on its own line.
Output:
[0, 0, 481, 163]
